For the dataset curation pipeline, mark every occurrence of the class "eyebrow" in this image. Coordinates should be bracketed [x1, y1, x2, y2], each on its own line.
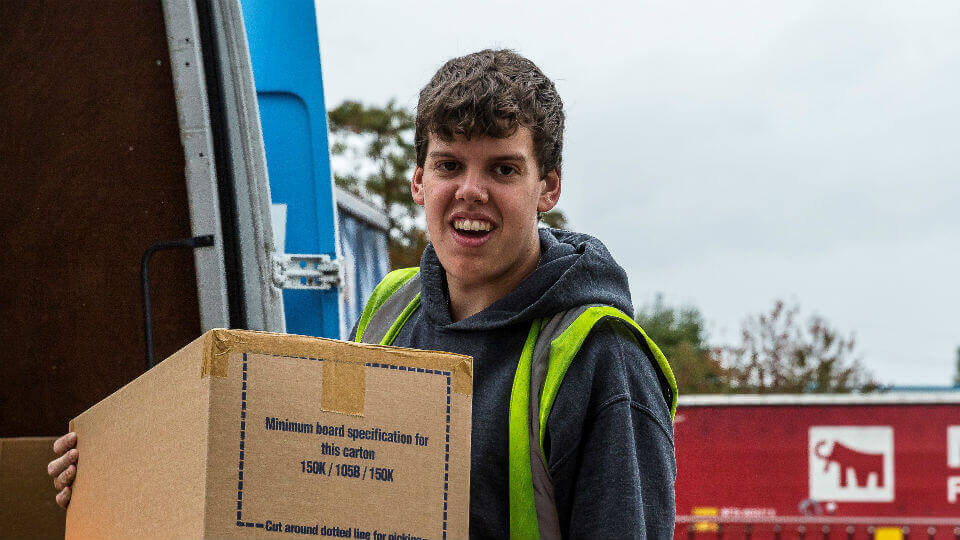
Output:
[489, 153, 527, 163]
[426, 151, 528, 162]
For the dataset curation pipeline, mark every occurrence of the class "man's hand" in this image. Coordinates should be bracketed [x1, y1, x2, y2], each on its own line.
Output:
[47, 432, 78, 509]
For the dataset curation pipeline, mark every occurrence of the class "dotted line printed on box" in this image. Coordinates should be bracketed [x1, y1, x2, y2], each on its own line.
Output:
[235, 353, 453, 539]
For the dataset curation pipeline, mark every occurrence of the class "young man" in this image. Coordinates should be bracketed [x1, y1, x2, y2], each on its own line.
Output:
[50, 49, 677, 538]
[351, 50, 677, 538]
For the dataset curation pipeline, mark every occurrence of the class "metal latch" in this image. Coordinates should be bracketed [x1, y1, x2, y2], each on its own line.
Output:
[272, 253, 342, 290]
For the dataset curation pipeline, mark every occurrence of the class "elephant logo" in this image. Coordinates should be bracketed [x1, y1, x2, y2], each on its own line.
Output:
[814, 440, 885, 488]
[809, 427, 894, 502]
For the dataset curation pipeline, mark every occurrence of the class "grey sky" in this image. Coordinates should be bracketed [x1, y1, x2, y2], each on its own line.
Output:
[315, 1, 959, 385]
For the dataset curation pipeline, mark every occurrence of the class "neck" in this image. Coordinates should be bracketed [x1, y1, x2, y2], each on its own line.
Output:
[446, 242, 541, 322]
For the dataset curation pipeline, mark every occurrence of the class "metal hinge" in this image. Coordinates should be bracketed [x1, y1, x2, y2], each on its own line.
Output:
[272, 253, 342, 290]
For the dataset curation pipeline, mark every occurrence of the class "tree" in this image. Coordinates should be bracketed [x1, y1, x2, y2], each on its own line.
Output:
[328, 100, 423, 268]
[539, 209, 568, 230]
[329, 99, 570, 268]
[954, 346, 960, 387]
[717, 300, 879, 393]
[635, 295, 727, 394]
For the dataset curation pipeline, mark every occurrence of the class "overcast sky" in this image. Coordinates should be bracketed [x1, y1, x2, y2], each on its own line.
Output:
[314, 1, 959, 386]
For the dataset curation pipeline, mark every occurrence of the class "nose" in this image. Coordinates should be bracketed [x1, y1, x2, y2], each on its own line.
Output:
[455, 168, 488, 204]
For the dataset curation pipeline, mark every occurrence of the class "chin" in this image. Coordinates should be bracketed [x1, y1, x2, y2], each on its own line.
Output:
[444, 257, 489, 278]
[438, 253, 499, 284]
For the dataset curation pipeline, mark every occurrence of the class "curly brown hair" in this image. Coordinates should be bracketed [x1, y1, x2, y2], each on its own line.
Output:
[415, 49, 565, 177]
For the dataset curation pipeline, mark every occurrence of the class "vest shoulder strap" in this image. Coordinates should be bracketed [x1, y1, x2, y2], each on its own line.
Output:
[509, 305, 678, 539]
[355, 267, 420, 344]
[541, 306, 678, 426]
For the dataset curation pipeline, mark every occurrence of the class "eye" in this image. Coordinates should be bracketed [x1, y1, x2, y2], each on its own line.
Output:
[494, 164, 518, 176]
[436, 161, 460, 172]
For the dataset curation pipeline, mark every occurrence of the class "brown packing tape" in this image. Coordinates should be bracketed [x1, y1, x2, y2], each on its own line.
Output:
[201, 328, 245, 377]
[321, 359, 366, 416]
[199, 329, 474, 395]
[362, 345, 474, 396]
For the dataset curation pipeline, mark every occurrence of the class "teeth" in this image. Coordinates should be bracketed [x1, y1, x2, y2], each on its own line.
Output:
[454, 219, 492, 232]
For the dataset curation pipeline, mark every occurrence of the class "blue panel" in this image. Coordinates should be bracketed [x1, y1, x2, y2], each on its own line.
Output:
[258, 94, 317, 253]
[242, 0, 339, 337]
[337, 212, 390, 338]
[338, 213, 361, 337]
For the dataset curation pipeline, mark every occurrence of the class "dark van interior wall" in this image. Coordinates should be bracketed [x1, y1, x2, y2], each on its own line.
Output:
[0, 1, 203, 436]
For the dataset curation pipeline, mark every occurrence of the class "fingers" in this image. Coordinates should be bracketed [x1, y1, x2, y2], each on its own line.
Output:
[55, 486, 72, 509]
[54, 464, 76, 491]
[52, 432, 77, 455]
[50, 435, 78, 510]
[47, 448, 78, 478]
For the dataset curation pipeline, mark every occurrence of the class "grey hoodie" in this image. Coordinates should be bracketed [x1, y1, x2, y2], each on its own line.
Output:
[355, 228, 675, 539]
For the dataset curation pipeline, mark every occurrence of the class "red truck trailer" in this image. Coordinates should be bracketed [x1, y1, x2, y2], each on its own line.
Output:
[675, 394, 960, 539]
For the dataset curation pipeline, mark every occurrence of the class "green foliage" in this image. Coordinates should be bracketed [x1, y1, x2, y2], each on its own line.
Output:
[328, 100, 420, 268]
[954, 346, 960, 386]
[717, 300, 879, 393]
[635, 295, 727, 394]
[638, 297, 880, 394]
[539, 209, 568, 230]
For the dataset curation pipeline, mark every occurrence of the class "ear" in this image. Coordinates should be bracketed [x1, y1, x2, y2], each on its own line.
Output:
[411, 166, 425, 206]
[537, 169, 561, 213]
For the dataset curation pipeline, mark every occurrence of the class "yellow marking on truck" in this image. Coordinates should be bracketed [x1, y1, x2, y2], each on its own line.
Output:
[874, 527, 903, 540]
[691, 507, 719, 532]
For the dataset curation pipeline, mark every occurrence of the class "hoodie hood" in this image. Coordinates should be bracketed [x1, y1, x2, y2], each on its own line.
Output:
[419, 228, 635, 330]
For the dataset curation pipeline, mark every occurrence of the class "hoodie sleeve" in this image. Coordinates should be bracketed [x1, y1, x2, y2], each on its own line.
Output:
[545, 319, 676, 539]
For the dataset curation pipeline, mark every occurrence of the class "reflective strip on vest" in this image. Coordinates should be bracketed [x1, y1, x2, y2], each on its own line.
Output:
[354, 270, 679, 539]
[509, 305, 679, 538]
[355, 267, 420, 344]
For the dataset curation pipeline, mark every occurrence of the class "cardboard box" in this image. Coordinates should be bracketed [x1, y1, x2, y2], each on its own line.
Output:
[65, 329, 472, 539]
[0, 437, 67, 539]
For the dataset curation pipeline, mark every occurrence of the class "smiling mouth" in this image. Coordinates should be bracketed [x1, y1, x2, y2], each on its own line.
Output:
[451, 218, 494, 238]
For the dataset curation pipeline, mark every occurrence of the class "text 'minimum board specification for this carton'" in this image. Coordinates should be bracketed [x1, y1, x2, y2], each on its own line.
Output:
[239, 352, 457, 538]
[264, 417, 431, 485]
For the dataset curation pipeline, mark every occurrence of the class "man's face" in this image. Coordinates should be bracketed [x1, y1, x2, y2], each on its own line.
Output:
[411, 127, 561, 290]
